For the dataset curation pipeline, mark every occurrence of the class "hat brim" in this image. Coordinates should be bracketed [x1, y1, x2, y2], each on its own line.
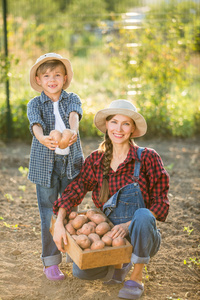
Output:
[94, 108, 147, 138]
[30, 56, 73, 92]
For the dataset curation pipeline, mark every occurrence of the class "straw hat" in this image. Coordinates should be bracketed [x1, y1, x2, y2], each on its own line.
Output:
[30, 53, 73, 92]
[94, 99, 147, 138]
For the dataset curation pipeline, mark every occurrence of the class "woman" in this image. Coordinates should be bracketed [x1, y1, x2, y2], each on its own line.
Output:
[53, 100, 170, 299]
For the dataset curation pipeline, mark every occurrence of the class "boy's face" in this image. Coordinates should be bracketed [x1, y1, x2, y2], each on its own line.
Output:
[36, 65, 67, 101]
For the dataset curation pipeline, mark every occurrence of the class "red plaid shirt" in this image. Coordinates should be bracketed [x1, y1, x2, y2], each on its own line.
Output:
[53, 145, 170, 221]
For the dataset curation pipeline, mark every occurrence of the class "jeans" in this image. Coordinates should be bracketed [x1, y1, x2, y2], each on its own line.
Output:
[36, 155, 72, 267]
[73, 182, 161, 280]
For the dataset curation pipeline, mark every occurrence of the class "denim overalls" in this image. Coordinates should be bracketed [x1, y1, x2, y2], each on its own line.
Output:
[73, 148, 161, 281]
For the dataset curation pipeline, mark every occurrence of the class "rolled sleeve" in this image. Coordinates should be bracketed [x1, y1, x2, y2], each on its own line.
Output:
[143, 149, 170, 221]
[27, 97, 46, 136]
[67, 93, 83, 120]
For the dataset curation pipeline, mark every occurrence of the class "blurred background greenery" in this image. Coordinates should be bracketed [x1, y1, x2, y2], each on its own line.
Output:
[0, 0, 199, 141]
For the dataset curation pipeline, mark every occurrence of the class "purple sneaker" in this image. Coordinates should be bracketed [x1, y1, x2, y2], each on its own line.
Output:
[118, 280, 144, 299]
[43, 265, 65, 281]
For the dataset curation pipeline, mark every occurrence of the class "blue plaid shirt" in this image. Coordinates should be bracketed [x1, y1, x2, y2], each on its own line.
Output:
[27, 90, 84, 187]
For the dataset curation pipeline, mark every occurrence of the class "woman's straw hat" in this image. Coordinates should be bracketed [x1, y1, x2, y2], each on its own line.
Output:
[94, 99, 147, 138]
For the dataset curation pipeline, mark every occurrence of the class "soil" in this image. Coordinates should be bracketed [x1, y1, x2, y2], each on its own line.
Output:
[0, 137, 199, 300]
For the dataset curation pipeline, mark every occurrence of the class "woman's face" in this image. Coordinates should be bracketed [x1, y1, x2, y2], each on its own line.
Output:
[106, 114, 135, 145]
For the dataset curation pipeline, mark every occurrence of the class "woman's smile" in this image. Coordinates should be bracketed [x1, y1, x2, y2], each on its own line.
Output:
[106, 114, 135, 144]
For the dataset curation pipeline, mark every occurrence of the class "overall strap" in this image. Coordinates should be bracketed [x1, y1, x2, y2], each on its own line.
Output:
[133, 147, 145, 179]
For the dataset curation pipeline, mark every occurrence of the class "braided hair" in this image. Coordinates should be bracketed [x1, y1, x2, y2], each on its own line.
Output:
[98, 115, 136, 203]
[98, 131, 112, 203]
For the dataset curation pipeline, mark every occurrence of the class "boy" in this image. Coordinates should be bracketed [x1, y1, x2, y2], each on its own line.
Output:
[27, 53, 84, 280]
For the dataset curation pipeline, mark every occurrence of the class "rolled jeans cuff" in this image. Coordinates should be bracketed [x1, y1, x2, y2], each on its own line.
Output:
[41, 253, 62, 267]
[100, 265, 115, 282]
[131, 253, 150, 265]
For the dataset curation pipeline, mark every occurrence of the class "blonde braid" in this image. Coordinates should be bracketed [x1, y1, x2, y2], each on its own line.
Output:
[98, 132, 113, 203]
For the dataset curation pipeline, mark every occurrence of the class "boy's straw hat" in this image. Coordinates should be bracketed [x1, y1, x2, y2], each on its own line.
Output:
[30, 53, 73, 92]
[94, 99, 147, 138]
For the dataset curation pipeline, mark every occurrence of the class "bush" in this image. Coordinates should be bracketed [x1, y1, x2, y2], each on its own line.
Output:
[106, 0, 200, 138]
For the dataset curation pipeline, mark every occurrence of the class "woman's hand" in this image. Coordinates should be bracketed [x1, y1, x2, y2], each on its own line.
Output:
[53, 220, 68, 253]
[111, 222, 130, 239]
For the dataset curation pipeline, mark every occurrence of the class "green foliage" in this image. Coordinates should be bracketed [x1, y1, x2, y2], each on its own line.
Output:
[184, 257, 200, 268]
[67, 0, 107, 32]
[80, 112, 100, 137]
[11, 98, 31, 140]
[165, 163, 174, 171]
[4, 193, 14, 201]
[6, 0, 61, 23]
[107, 0, 200, 138]
[183, 224, 194, 235]
[18, 166, 29, 177]
[0, 0, 199, 140]
[0, 95, 31, 141]
[104, 0, 140, 13]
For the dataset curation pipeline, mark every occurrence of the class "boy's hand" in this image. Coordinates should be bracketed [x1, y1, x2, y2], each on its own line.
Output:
[40, 135, 58, 150]
[68, 130, 77, 146]
[33, 124, 58, 150]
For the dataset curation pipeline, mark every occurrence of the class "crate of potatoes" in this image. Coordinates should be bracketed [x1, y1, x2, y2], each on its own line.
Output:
[50, 209, 133, 270]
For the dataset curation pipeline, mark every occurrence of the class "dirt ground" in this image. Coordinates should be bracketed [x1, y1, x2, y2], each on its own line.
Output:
[0, 137, 199, 300]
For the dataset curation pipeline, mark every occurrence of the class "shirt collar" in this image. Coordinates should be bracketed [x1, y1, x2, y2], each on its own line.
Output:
[126, 144, 140, 162]
[40, 90, 68, 103]
[93, 144, 140, 167]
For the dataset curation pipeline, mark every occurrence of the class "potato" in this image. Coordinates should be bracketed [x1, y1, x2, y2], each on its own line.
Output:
[102, 235, 113, 246]
[95, 222, 110, 236]
[86, 209, 96, 220]
[78, 214, 88, 221]
[71, 215, 87, 229]
[88, 221, 97, 228]
[90, 213, 107, 225]
[76, 229, 82, 235]
[104, 231, 113, 238]
[91, 240, 105, 250]
[50, 129, 73, 149]
[50, 130, 62, 143]
[79, 223, 95, 235]
[69, 211, 78, 220]
[76, 234, 91, 249]
[63, 218, 68, 225]
[112, 237, 126, 247]
[65, 223, 76, 235]
[88, 233, 100, 243]
[59, 129, 73, 149]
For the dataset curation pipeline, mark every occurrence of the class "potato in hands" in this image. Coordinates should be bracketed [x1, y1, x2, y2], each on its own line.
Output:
[50, 129, 73, 149]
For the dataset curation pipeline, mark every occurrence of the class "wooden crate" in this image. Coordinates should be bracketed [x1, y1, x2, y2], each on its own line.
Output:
[50, 211, 133, 270]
